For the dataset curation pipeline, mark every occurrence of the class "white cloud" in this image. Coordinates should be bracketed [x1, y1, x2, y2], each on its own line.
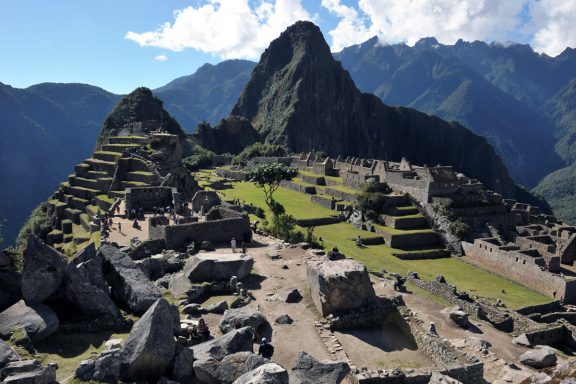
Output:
[323, 0, 528, 50]
[321, 0, 371, 51]
[154, 53, 168, 62]
[529, 0, 576, 56]
[126, 0, 312, 59]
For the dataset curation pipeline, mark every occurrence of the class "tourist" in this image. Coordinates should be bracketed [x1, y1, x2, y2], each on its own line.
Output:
[198, 318, 210, 340]
[355, 235, 364, 247]
[117, 222, 122, 233]
[428, 322, 437, 335]
[241, 241, 247, 254]
[258, 338, 274, 359]
[231, 237, 237, 253]
[133, 219, 140, 229]
[116, 205, 120, 215]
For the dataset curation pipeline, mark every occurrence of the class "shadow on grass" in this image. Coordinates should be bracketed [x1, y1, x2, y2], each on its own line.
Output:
[35, 331, 113, 358]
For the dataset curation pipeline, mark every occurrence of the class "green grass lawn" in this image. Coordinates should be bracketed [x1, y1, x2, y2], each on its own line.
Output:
[218, 181, 335, 220]
[213, 175, 551, 309]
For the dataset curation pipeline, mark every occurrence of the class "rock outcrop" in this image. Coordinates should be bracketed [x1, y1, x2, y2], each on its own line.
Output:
[193, 351, 267, 384]
[233, 363, 289, 384]
[0, 340, 20, 369]
[519, 346, 557, 369]
[1, 359, 57, 384]
[0, 300, 59, 343]
[0, 251, 21, 312]
[192, 117, 260, 155]
[120, 299, 178, 381]
[219, 307, 268, 334]
[230, 21, 518, 197]
[98, 244, 163, 315]
[192, 327, 255, 382]
[169, 344, 194, 383]
[184, 254, 254, 282]
[21, 235, 66, 303]
[306, 258, 376, 317]
[75, 348, 122, 383]
[291, 351, 350, 384]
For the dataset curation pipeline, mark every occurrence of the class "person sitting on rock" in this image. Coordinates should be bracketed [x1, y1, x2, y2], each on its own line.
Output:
[258, 338, 274, 359]
[190, 325, 200, 340]
[198, 318, 210, 340]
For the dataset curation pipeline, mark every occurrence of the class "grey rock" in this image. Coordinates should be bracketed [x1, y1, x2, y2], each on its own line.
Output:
[274, 314, 293, 325]
[192, 326, 255, 364]
[168, 272, 193, 300]
[291, 351, 350, 384]
[435, 275, 446, 284]
[448, 307, 470, 328]
[219, 307, 268, 334]
[0, 251, 21, 312]
[137, 254, 184, 281]
[21, 235, 66, 303]
[206, 300, 229, 314]
[519, 346, 557, 369]
[98, 244, 163, 315]
[1, 359, 56, 384]
[184, 254, 254, 282]
[0, 340, 20, 369]
[0, 300, 59, 343]
[182, 303, 204, 315]
[64, 261, 120, 320]
[306, 258, 376, 317]
[71, 243, 108, 292]
[193, 351, 267, 384]
[169, 344, 194, 383]
[120, 299, 178, 381]
[93, 348, 122, 382]
[278, 288, 302, 303]
[74, 360, 95, 381]
[428, 371, 462, 383]
[233, 363, 289, 384]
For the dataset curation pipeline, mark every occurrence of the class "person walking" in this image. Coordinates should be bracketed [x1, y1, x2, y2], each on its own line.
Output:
[258, 338, 274, 359]
[117, 222, 122, 233]
[231, 237, 237, 253]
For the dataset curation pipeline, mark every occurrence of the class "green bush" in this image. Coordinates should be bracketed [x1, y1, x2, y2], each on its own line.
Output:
[450, 220, 471, 239]
[233, 142, 287, 164]
[183, 146, 214, 172]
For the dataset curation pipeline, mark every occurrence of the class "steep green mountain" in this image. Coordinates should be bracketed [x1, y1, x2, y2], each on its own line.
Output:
[0, 82, 119, 245]
[335, 38, 563, 187]
[532, 164, 576, 224]
[542, 78, 576, 162]
[154, 60, 255, 133]
[231, 21, 518, 198]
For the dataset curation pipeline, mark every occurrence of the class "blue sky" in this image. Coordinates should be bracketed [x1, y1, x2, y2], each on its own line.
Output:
[1, 0, 575, 94]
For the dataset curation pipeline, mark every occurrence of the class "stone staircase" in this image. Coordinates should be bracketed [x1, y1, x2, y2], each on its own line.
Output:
[46, 135, 157, 250]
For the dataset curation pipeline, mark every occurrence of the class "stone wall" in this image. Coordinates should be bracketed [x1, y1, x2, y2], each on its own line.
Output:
[462, 241, 576, 303]
[295, 217, 341, 227]
[154, 216, 250, 250]
[215, 168, 248, 181]
[310, 195, 337, 210]
[324, 187, 358, 202]
[516, 301, 562, 316]
[380, 231, 440, 249]
[383, 216, 428, 230]
[393, 250, 450, 260]
[280, 180, 316, 194]
[125, 186, 178, 213]
[300, 174, 326, 185]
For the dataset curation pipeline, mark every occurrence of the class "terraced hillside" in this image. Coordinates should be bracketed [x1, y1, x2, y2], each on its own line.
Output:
[197, 167, 550, 309]
[46, 135, 159, 252]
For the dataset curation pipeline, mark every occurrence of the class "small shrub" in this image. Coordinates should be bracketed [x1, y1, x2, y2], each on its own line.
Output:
[450, 220, 471, 239]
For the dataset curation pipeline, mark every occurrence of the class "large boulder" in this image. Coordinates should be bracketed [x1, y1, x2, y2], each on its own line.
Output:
[233, 363, 289, 384]
[0, 251, 21, 312]
[137, 253, 184, 281]
[0, 300, 59, 343]
[0, 340, 20, 369]
[63, 261, 120, 321]
[21, 235, 66, 303]
[98, 244, 163, 315]
[1, 359, 56, 384]
[184, 254, 254, 282]
[428, 371, 462, 383]
[291, 351, 350, 384]
[193, 351, 267, 384]
[75, 348, 122, 383]
[448, 307, 470, 328]
[519, 346, 557, 369]
[168, 272, 194, 300]
[192, 327, 255, 382]
[120, 299, 179, 381]
[206, 300, 229, 314]
[169, 344, 194, 383]
[219, 307, 268, 334]
[277, 288, 302, 303]
[71, 243, 109, 293]
[306, 258, 376, 317]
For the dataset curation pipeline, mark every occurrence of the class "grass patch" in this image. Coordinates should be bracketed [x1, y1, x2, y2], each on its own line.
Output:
[96, 194, 114, 205]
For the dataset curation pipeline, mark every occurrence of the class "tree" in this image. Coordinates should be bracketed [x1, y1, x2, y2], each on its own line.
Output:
[248, 163, 298, 233]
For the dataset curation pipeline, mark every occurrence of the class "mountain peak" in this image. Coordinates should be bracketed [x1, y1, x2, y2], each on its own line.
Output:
[96, 87, 185, 147]
[415, 37, 440, 48]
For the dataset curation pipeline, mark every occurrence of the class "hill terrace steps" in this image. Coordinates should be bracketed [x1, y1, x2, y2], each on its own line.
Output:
[46, 135, 159, 250]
